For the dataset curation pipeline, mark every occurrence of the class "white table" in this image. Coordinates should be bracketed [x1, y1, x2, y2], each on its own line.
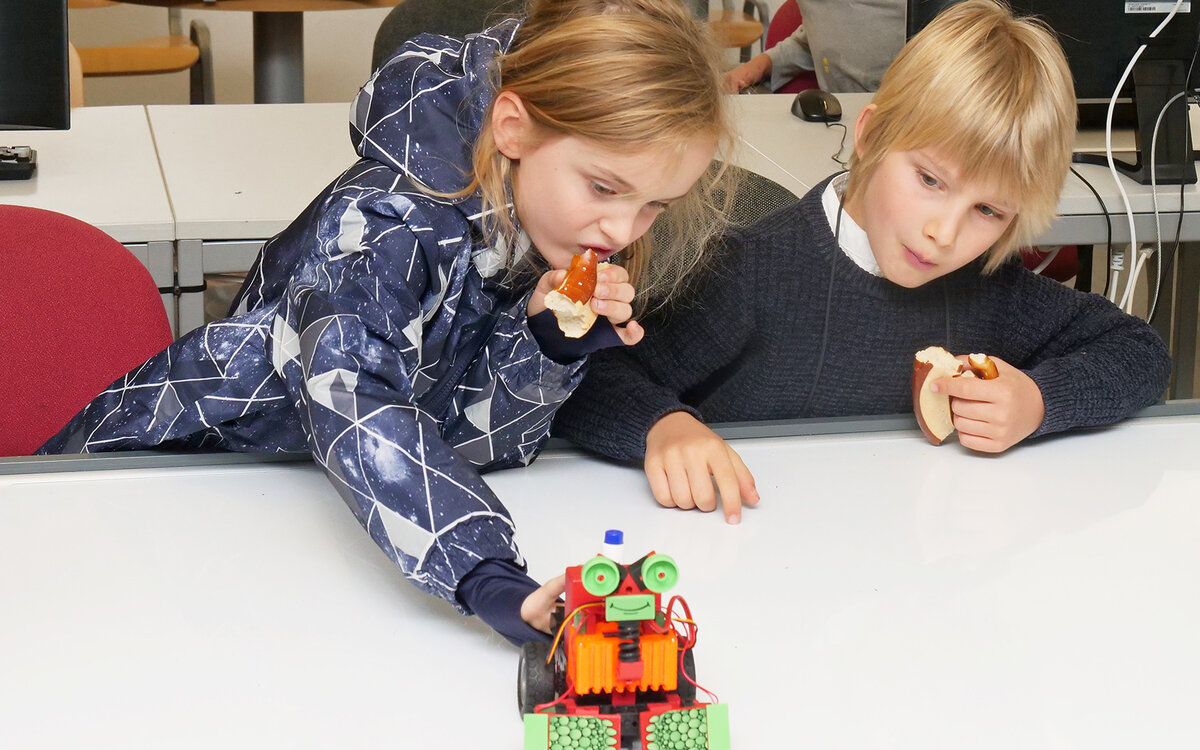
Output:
[3, 412, 1199, 748]
[147, 102, 357, 333]
[0, 106, 177, 332]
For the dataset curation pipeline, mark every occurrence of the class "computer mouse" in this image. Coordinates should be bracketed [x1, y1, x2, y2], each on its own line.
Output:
[791, 89, 842, 123]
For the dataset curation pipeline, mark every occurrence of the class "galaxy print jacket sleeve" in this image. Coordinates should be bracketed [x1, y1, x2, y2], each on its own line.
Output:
[265, 185, 566, 607]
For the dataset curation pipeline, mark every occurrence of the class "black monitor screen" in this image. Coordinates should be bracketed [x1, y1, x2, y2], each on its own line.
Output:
[0, 0, 70, 131]
[906, 1, 1200, 104]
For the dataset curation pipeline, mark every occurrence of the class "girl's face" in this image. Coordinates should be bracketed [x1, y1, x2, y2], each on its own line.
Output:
[497, 103, 715, 270]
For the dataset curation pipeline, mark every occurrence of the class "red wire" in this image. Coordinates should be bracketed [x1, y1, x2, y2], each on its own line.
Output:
[666, 595, 720, 705]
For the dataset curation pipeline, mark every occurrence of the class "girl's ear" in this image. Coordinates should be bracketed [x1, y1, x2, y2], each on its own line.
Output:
[852, 103, 877, 159]
[491, 90, 531, 160]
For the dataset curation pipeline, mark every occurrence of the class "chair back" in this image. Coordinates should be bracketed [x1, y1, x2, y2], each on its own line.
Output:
[766, 0, 802, 49]
[766, 0, 818, 94]
[0, 205, 173, 456]
[371, 0, 521, 72]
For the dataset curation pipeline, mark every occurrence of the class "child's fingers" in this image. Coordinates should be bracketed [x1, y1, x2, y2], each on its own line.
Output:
[615, 319, 644, 346]
[592, 282, 636, 304]
[591, 298, 633, 326]
[644, 463, 678, 510]
[520, 574, 567, 633]
[663, 462, 697, 511]
[956, 430, 1004, 453]
[932, 373, 991, 399]
[711, 464, 744, 524]
[596, 263, 630, 285]
[682, 459, 718, 513]
[730, 447, 759, 508]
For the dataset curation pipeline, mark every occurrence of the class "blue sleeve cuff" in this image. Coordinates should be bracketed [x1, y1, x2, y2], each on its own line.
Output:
[528, 308, 626, 364]
[456, 558, 553, 647]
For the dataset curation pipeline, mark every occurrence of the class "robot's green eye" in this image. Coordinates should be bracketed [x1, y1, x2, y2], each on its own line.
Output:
[641, 554, 678, 593]
[581, 556, 620, 597]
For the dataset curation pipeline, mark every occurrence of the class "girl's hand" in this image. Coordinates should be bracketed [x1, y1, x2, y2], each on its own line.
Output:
[527, 263, 644, 346]
[932, 355, 1045, 453]
[591, 263, 643, 346]
[644, 411, 759, 524]
[520, 574, 566, 633]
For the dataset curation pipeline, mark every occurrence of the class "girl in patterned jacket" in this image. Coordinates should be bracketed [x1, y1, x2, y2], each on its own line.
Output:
[39, 0, 734, 645]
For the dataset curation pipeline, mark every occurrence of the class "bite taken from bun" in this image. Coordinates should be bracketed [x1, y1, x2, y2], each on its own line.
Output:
[912, 345, 964, 445]
[543, 249, 599, 338]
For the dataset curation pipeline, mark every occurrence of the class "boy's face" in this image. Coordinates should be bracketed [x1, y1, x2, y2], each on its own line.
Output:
[845, 127, 1017, 289]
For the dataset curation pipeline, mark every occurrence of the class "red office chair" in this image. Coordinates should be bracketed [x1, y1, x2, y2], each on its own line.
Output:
[1021, 245, 1082, 285]
[0, 205, 173, 456]
[766, 0, 818, 94]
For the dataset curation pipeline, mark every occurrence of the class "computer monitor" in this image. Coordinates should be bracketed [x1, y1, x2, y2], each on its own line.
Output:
[906, 0, 1200, 185]
[0, 0, 71, 180]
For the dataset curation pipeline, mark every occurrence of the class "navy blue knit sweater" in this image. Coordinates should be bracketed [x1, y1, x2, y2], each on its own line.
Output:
[553, 177, 1172, 461]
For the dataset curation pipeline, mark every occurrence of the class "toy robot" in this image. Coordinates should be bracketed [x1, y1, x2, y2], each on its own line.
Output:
[518, 530, 729, 750]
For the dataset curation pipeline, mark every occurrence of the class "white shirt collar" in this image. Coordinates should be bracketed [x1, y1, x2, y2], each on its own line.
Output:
[822, 173, 881, 277]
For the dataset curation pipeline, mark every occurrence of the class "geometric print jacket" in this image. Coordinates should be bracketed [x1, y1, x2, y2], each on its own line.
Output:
[40, 20, 580, 610]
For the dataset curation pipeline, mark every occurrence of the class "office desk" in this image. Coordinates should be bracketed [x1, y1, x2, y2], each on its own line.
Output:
[147, 102, 357, 333]
[123, 0, 402, 103]
[2, 413, 1198, 747]
[0, 106, 177, 332]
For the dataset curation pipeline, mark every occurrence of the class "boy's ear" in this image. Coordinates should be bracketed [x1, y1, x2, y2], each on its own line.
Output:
[491, 90, 531, 160]
[852, 103, 877, 159]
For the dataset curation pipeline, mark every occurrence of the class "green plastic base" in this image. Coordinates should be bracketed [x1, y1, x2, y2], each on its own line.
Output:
[524, 713, 618, 749]
[644, 704, 731, 750]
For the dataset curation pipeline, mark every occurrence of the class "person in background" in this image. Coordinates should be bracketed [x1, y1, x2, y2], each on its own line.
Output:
[724, 0, 905, 92]
[556, 0, 1171, 524]
[38, 0, 735, 647]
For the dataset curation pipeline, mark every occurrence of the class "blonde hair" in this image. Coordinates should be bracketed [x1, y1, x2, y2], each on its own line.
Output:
[846, 0, 1076, 272]
[466, 0, 734, 310]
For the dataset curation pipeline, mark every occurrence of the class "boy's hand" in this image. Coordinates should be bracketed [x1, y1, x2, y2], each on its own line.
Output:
[527, 264, 643, 346]
[723, 54, 772, 92]
[520, 574, 566, 634]
[644, 411, 759, 524]
[932, 355, 1045, 453]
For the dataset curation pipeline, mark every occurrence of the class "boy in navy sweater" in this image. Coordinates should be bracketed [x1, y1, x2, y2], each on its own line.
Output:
[555, 0, 1171, 523]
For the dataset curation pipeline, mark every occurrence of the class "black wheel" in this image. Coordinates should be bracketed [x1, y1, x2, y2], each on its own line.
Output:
[677, 648, 697, 704]
[517, 640, 557, 715]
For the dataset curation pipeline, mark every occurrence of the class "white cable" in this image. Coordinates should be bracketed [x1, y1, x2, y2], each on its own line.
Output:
[1141, 89, 1190, 318]
[1030, 245, 1062, 275]
[1120, 246, 1154, 313]
[1104, 0, 1185, 304]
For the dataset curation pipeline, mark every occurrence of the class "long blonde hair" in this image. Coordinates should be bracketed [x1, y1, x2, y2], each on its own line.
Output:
[846, 0, 1076, 271]
[465, 0, 735, 310]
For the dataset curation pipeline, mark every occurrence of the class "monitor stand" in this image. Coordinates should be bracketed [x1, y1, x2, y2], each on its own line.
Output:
[1073, 58, 1197, 186]
[0, 145, 37, 180]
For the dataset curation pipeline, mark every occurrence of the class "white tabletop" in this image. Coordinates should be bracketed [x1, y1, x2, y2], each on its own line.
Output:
[730, 93, 1200, 245]
[3, 414, 1198, 748]
[0, 106, 174, 244]
[147, 103, 358, 241]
